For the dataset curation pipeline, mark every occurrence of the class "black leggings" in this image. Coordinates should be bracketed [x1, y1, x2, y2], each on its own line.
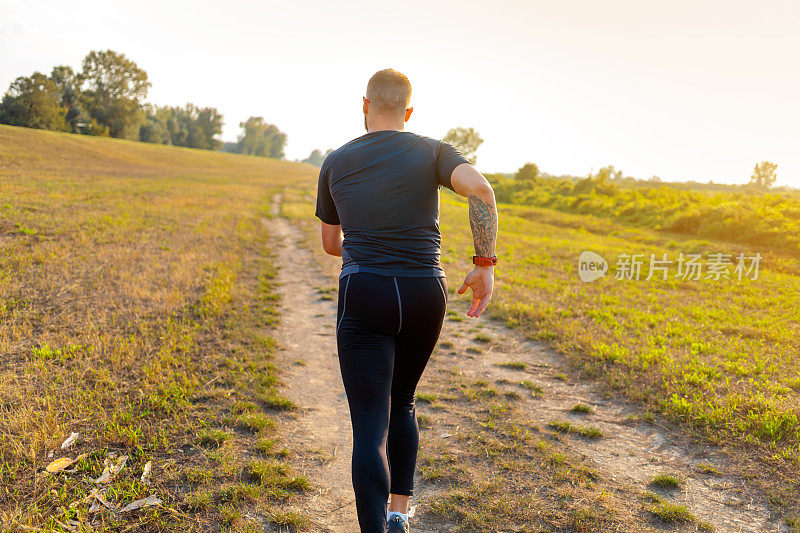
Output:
[336, 272, 447, 533]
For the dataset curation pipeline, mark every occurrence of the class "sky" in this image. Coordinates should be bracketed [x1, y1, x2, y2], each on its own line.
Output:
[1, 0, 798, 186]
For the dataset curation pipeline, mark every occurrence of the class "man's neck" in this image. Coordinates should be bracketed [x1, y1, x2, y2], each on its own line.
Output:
[368, 126, 404, 133]
[367, 118, 405, 133]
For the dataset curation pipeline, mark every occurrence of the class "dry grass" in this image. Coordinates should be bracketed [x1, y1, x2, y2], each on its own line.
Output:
[0, 125, 317, 530]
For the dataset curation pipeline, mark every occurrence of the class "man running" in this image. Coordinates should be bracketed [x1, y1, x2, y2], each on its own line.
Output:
[315, 68, 499, 533]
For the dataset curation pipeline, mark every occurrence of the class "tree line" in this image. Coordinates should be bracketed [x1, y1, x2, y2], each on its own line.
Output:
[0, 50, 287, 158]
[0, 53, 484, 167]
[481, 160, 795, 254]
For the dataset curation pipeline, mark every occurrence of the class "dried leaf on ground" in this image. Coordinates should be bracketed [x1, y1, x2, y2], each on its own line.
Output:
[60, 432, 79, 449]
[94, 454, 128, 484]
[52, 518, 78, 532]
[45, 452, 88, 474]
[140, 460, 152, 485]
[91, 489, 118, 512]
[119, 495, 162, 513]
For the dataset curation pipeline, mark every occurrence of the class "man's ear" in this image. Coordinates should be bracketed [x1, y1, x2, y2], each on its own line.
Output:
[404, 106, 414, 122]
[363, 97, 369, 116]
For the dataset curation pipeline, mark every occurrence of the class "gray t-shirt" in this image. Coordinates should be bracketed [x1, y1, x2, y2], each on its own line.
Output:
[315, 130, 471, 278]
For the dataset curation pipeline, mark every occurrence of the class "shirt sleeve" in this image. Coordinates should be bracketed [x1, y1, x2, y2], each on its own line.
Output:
[436, 141, 472, 191]
[315, 158, 340, 225]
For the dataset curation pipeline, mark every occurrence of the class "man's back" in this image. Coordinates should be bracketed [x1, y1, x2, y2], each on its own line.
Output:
[316, 68, 497, 532]
[315, 130, 469, 278]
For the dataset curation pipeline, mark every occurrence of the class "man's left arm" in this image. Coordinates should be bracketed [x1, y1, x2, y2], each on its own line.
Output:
[450, 162, 499, 317]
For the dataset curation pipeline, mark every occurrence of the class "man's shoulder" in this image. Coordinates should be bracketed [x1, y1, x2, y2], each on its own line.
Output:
[323, 131, 444, 167]
[404, 131, 443, 151]
[409, 132, 441, 143]
[321, 144, 347, 169]
[323, 134, 371, 164]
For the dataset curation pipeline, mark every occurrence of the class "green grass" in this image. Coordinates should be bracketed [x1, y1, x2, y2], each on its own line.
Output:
[247, 459, 289, 481]
[220, 505, 242, 527]
[640, 491, 662, 504]
[447, 310, 465, 322]
[496, 361, 526, 370]
[259, 391, 298, 410]
[246, 459, 309, 499]
[570, 403, 593, 414]
[185, 489, 213, 510]
[266, 509, 310, 528]
[433, 191, 800, 515]
[417, 414, 433, 428]
[649, 473, 684, 489]
[647, 501, 695, 523]
[255, 437, 278, 456]
[197, 428, 233, 447]
[238, 412, 275, 432]
[280, 475, 311, 491]
[520, 380, 544, 397]
[184, 467, 215, 485]
[696, 462, 721, 475]
[218, 482, 260, 503]
[416, 392, 438, 403]
[548, 420, 603, 439]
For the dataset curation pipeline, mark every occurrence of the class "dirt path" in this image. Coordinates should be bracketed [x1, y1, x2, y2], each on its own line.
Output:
[269, 198, 357, 532]
[268, 195, 786, 533]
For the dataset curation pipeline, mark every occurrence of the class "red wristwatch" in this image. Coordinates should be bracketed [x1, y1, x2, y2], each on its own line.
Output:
[473, 255, 498, 266]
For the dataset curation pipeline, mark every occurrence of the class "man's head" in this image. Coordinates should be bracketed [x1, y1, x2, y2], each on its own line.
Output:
[363, 68, 413, 131]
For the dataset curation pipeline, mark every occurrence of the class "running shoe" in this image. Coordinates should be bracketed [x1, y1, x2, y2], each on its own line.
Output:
[387, 515, 409, 532]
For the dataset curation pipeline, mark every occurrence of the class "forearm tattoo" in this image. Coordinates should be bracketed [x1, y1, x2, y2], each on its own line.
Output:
[468, 194, 497, 257]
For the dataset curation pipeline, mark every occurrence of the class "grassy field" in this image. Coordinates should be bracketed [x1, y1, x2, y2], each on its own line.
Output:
[439, 195, 799, 514]
[283, 181, 800, 525]
[3, 125, 798, 529]
[0, 125, 317, 531]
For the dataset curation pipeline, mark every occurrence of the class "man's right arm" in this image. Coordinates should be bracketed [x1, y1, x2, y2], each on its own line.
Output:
[316, 153, 342, 256]
[450, 163, 499, 318]
[321, 222, 343, 256]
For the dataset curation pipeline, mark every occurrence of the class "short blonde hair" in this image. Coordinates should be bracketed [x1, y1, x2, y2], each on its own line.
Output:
[366, 69, 412, 116]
